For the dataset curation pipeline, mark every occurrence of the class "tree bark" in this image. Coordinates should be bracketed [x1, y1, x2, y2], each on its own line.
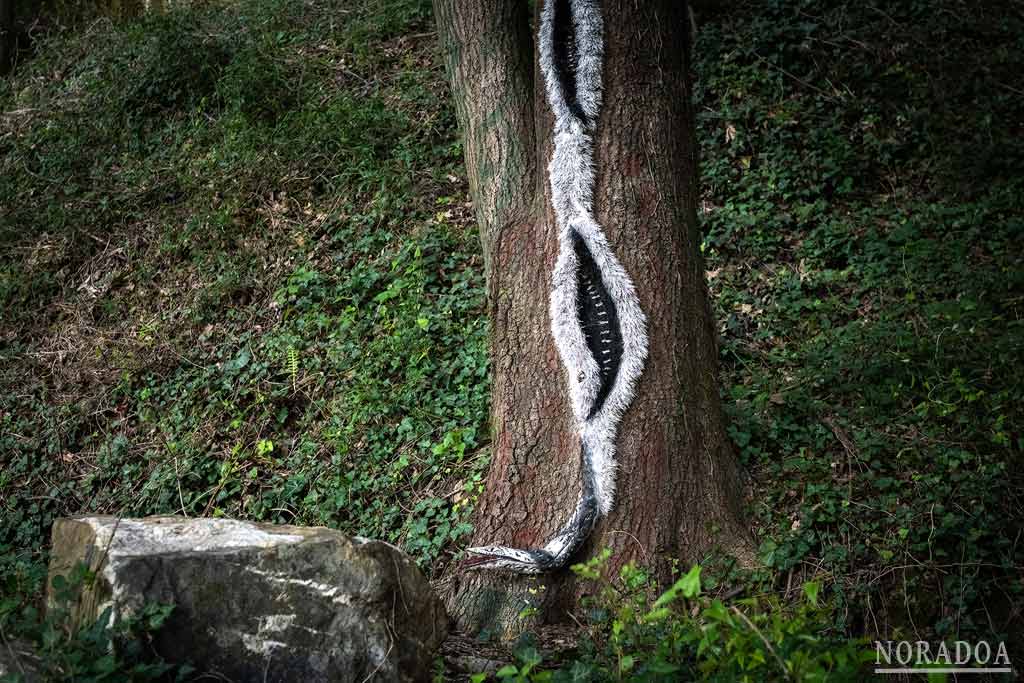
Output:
[431, 0, 537, 283]
[434, 0, 752, 639]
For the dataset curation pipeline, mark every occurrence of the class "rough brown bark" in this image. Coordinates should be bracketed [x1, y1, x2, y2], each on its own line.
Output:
[434, 0, 752, 639]
[431, 0, 537, 284]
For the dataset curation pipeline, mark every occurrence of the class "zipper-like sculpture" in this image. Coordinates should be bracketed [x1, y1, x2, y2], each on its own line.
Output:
[465, 0, 648, 573]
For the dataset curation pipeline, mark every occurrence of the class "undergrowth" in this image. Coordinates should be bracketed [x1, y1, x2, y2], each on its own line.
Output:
[0, 0, 487, 574]
[487, 553, 869, 682]
[1, 557, 184, 681]
[694, 0, 1023, 657]
[0, 0, 1021, 679]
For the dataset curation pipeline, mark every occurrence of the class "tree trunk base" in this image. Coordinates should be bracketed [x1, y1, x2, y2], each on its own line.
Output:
[444, 510, 755, 639]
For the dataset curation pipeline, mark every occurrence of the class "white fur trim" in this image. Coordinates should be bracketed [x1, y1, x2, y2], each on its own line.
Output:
[542, 0, 648, 515]
[467, 0, 648, 573]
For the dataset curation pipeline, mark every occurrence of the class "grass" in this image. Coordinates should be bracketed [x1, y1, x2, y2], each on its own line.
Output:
[0, 0, 1021, 679]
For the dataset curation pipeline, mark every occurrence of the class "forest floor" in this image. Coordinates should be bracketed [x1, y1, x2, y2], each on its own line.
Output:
[1, 0, 1022, 680]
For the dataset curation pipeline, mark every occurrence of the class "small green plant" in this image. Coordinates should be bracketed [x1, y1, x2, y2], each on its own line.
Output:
[285, 346, 300, 391]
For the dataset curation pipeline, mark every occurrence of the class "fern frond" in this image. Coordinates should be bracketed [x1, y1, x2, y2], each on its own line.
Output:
[286, 346, 299, 391]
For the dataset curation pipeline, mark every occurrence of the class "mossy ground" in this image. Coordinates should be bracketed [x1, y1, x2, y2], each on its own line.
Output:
[1, 0, 1021, 679]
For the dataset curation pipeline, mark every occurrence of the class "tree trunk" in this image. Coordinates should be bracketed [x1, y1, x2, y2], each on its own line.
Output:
[433, 0, 752, 638]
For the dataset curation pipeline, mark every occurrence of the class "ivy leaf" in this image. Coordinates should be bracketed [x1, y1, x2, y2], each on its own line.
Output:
[680, 564, 702, 598]
[653, 564, 702, 608]
[803, 580, 821, 607]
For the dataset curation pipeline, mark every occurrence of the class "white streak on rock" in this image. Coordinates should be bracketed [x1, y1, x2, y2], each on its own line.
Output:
[259, 614, 297, 633]
[244, 567, 352, 605]
[240, 632, 289, 657]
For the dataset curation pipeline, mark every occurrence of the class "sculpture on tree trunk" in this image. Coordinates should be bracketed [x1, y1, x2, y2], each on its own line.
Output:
[465, 0, 649, 574]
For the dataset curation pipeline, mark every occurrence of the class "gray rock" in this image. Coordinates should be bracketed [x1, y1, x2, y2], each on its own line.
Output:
[48, 516, 448, 682]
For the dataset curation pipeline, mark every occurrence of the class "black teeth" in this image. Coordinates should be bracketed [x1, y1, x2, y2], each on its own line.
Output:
[552, 0, 590, 126]
[572, 230, 623, 419]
